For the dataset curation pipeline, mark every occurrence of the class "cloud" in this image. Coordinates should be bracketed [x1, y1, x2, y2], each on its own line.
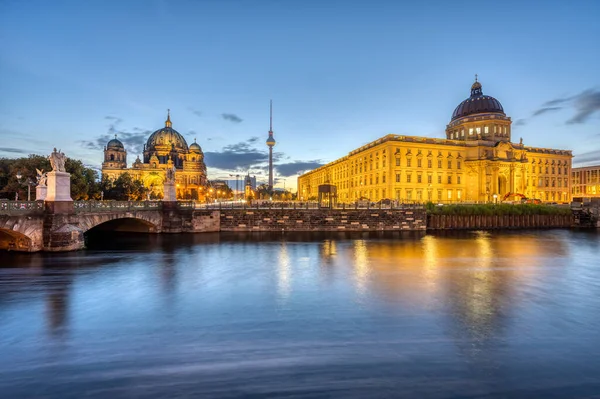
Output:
[532, 107, 562, 116]
[573, 149, 600, 166]
[514, 119, 527, 126]
[0, 147, 28, 154]
[247, 136, 259, 143]
[538, 89, 600, 125]
[222, 113, 243, 123]
[79, 117, 151, 155]
[276, 161, 324, 177]
[188, 107, 202, 117]
[204, 138, 268, 170]
[566, 89, 600, 124]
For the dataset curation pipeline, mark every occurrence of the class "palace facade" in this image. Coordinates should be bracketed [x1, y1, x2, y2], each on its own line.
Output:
[572, 165, 600, 198]
[101, 111, 208, 199]
[298, 79, 573, 203]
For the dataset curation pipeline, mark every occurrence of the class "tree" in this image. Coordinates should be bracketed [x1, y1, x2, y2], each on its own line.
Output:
[101, 173, 146, 201]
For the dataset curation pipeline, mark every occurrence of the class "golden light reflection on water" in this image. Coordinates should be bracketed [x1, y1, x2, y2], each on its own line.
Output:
[353, 240, 370, 295]
[277, 243, 291, 301]
[421, 235, 440, 294]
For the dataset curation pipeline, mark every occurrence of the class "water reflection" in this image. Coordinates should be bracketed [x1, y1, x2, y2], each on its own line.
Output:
[0, 230, 599, 398]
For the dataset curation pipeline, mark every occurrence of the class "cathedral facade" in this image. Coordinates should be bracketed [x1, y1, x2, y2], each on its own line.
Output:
[101, 112, 208, 199]
[298, 79, 573, 204]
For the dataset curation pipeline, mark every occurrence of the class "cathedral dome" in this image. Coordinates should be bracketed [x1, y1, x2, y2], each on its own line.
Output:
[189, 139, 202, 153]
[451, 78, 505, 121]
[107, 135, 124, 150]
[145, 111, 189, 152]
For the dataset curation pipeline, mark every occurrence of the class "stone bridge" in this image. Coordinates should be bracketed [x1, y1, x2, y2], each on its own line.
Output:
[0, 200, 220, 252]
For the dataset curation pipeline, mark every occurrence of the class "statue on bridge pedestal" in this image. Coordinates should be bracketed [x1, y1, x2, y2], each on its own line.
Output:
[49, 148, 66, 172]
[36, 169, 47, 187]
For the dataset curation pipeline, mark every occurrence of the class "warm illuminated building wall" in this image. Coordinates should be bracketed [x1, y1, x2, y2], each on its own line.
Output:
[298, 79, 572, 203]
[572, 165, 600, 198]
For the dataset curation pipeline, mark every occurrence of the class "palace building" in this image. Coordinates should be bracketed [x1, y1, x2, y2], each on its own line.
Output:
[572, 165, 600, 198]
[298, 78, 573, 204]
[101, 111, 208, 199]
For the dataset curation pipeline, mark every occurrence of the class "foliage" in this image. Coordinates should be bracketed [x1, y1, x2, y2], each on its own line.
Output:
[425, 202, 572, 216]
[101, 173, 147, 201]
[0, 155, 100, 200]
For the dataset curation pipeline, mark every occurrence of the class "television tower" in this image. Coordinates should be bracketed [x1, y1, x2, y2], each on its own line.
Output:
[266, 100, 276, 191]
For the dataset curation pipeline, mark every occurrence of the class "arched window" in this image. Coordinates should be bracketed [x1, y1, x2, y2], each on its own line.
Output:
[110, 154, 114, 161]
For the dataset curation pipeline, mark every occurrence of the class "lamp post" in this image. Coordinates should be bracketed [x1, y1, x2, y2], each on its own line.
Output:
[16, 172, 35, 201]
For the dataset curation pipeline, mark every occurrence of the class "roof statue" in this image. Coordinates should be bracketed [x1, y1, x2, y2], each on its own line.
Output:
[49, 148, 66, 172]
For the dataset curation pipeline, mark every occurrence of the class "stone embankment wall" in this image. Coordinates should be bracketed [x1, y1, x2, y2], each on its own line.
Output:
[217, 209, 427, 232]
[427, 214, 573, 230]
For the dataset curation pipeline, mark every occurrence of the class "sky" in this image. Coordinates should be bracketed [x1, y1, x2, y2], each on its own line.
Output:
[1, 0, 599, 191]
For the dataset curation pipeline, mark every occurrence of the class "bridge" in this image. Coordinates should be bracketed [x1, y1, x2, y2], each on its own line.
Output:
[0, 200, 220, 252]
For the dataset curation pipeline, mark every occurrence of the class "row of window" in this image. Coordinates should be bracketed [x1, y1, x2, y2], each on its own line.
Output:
[448, 125, 508, 140]
[395, 158, 462, 169]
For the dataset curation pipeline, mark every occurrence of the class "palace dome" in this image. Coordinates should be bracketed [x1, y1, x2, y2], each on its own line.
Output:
[107, 135, 124, 150]
[145, 111, 189, 152]
[451, 78, 505, 121]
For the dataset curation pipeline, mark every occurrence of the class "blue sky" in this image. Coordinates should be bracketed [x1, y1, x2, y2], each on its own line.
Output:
[1, 0, 599, 190]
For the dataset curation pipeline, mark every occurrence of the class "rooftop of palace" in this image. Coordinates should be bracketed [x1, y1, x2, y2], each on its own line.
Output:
[299, 134, 572, 177]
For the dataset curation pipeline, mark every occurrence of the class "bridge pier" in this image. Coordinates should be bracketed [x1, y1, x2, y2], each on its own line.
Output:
[42, 170, 85, 252]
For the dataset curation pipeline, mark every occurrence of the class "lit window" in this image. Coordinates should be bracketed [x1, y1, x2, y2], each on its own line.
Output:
[457, 190, 462, 200]
[484, 126, 489, 134]
[447, 190, 452, 200]
[476, 127, 481, 134]
[469, 128, 474, 135]
[461, 130, 465, 137]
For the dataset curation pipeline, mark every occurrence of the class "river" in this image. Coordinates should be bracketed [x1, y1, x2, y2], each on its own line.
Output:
[1, 230, 599, 398]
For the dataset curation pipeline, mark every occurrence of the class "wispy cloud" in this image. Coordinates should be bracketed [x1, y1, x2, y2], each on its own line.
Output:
[204, 138, 272, 170]
[0, 147, 28, 154]
[513, 119, 527, 127]
[574, 149, 600, 166]
[276, 161, 324, 177]
[188, 107, 202, 117]
[566, 89, 600, 124]
[532, 107, 562, 116]
[222, 113, 243, 123]
[79, 116, 151, 155]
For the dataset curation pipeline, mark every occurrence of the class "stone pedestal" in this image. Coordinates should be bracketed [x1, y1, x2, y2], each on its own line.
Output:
[36, 185, 47, 201]
[163, 182, 177, 202]
[45, 171, 72, 202]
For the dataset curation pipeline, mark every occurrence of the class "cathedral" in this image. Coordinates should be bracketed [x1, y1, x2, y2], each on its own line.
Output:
[101, 111, 208, 199]
[298, 78, 573, 204]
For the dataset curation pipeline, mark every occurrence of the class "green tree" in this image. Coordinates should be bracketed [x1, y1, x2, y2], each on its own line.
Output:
[101, 173, 146, 201]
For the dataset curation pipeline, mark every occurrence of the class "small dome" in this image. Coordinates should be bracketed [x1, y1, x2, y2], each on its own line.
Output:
[107, 135, 124, 150]
[451, 78, 505, 121]
[190, 139, 202, 153]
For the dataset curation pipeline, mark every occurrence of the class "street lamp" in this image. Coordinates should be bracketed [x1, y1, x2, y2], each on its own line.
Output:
[16, 172, 35, 201]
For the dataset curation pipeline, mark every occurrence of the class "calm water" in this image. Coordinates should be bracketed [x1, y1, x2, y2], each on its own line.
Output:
[1, 230, 599, 398]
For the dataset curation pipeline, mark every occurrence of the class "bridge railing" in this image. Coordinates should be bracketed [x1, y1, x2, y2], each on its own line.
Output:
[0, 200, 45, 215]
[73, 200, 162, 213]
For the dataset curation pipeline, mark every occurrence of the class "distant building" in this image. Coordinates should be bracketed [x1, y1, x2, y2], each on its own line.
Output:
[101, 111, 208, 200]
[298, 78, 573, 203]
[572, 165, 600, 198]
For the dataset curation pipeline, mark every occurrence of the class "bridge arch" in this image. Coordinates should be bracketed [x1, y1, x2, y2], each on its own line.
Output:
[78, 212, 162, 234]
